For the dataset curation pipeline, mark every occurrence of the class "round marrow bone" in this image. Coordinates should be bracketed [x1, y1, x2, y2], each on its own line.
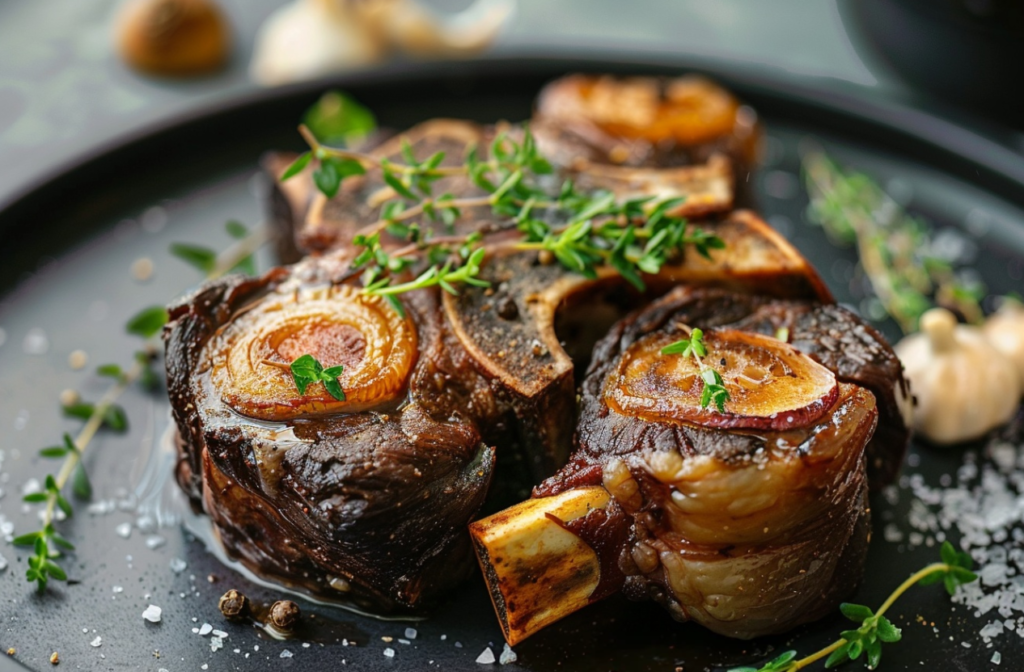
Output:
[208, 285, 417, 419]
[606, 328, 839, 431]
[532, 73, 761, 174]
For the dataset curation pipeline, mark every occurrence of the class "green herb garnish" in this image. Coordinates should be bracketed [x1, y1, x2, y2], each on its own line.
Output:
[729, 541, 977, 671]
[802, 151, 985, 333]
[289, 354, 346, 401]
[284, 106, 724, 306]
[661, 327, 731, 412]
[16, 225, 273, 595]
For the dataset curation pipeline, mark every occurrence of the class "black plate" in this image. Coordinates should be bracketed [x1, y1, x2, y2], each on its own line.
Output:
[1, 56, 1022, 672]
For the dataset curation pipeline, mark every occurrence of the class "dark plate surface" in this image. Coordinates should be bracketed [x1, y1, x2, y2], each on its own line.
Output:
[1, 57, 1023, 672]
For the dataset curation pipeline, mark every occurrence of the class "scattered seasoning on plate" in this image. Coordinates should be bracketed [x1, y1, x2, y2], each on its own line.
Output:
[499, 643, 517, 664]
[887, 414, 1024, 646]
[142, 605, 162, 623]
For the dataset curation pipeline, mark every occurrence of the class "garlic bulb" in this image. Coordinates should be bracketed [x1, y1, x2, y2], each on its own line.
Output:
[984, 300, 1024, 390]
[249, 0, 515, 86]
[895, 307, 1021, 445]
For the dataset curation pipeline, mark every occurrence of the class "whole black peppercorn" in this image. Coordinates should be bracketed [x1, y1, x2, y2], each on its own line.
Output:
[496, 295, 519, 320]
[218, 589, 249, 621]
[268, 600, 301, 631]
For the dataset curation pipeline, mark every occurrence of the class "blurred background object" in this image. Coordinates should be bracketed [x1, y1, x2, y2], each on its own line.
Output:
[249, 0, 515, 85]
[117, 0, 231, 76]
[839, 0, 1024, 127]
[0, 0, 1017, 213]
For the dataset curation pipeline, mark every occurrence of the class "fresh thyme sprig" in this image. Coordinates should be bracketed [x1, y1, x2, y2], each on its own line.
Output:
[802, 151, 985, 333]
[661, 327, 731, 412]
[14, 224, 272, 594]
[283, 107, 724, 306]
[730, 541, 978, 672]
[171, 220, 272, 277]
[289, 354, 346, 401]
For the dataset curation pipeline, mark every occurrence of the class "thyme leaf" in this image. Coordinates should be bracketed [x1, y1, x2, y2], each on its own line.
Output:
[290, 354, 347, 401]
[661, 327, 731, 412]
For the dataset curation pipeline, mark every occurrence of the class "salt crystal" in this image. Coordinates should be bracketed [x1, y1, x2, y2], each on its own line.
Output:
[280, 649, 293, 658]
[201, 665, 208, 670]
[883, 523, 903, 543]
[440, 634, 447, 641]
[405, 627, 417, 640]
[169, 558, 187, 574]
[115, 522, 132, 539]
[383, 648, 395, 658]
[476, 647, 496, 664]
[198, 623, 213, 636]
[90, 636, 101, 648]
[302, 643, 310, 648]
[210, 637, 224, 652]
[992, 651, 1002, 665]
[145, 535, 166, 550]
[112, 585, 123, 593]
[0, 553, 7, 572]
[142, 605, 162, 623]
[398, 639, 411, 645]
[499, 643, 517, 665]
[455, 641, 463, 648]
[212, 630, 228, 639]
[981, 621, 1005, 641]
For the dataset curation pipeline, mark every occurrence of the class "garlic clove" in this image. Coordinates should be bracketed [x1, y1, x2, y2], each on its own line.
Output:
[983, 300, 1024, 391]
[249, 0, 514, 87]
[381, 0, 516, 57]
[249, 0, 389, 86]
[895, 307, 1021, 445]
[116, 0, 231, 77]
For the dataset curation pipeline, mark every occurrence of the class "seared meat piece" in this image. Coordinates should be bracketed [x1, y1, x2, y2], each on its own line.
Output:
[165, 253, 504, 611]
[263, 119, 737, 261]
[532, 74, 761, 179]
[470, 286, 910, 644]
[443, 209, 831, 480]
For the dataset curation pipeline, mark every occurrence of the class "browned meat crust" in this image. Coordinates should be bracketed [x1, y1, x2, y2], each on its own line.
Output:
[165, 256, 505, 611]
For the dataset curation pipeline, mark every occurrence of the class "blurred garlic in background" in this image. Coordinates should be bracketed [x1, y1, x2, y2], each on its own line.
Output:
[116, 0, 231, 76]
[895, 307, 1021, 445]
[983, 299, 1024, 390]
[250, 0, 516, 86]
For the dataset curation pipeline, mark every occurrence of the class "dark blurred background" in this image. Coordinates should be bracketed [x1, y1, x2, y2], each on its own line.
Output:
[0, 0, 1021, 210]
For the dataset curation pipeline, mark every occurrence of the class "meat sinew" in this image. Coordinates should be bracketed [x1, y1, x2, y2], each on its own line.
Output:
[470, 285, 910, 644]
[165, 253, 509, 611]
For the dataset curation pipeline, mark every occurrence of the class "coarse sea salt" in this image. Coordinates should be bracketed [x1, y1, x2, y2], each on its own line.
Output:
[499, 643, 517, 665]
[888, 415, 1024, 644]
[142, 605, 162, 623]
[475, 647, 496, 664]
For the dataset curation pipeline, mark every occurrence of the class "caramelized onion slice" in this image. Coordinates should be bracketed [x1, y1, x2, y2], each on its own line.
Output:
[605, 329, 838, 430]
[538, 75, 746, 147]
[208, 285, 416, 420]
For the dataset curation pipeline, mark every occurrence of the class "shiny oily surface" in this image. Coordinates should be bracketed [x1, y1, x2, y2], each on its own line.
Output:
[0, 60, 1023, 671]
[208, 284, 417, 419]
[605, 328, 838, 430]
